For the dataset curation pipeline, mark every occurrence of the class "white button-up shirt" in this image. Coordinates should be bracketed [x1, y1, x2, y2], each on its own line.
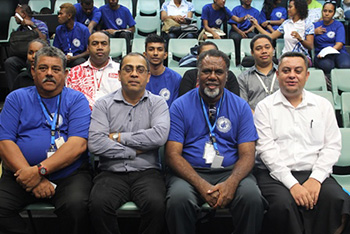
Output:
[161, 0, 194, 17]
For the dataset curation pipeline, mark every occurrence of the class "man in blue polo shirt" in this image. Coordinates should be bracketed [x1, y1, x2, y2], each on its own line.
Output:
[99, 0, 136, 52]
[143, 34, 181, 107]
[54, 3, 90, 67]
[165, 49, 266, 234]
[0, 46, 92, 234]
[74, 0, 101, 33]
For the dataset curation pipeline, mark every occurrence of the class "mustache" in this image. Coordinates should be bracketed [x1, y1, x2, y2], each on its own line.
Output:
[42, 77, 57, 84]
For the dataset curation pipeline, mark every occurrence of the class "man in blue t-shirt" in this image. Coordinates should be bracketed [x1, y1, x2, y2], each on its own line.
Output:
[54, 3, 90, 67]
[0, 46, 92, 234]
[165, 49, 266, 234]
[74, 0, 101, 33]
[144, 34, 181, 107]
[99, 0, 136, 52]
[229, 0, 260, 64]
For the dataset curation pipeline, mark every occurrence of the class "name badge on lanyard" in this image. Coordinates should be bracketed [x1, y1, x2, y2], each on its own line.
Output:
[254, 71, 276, 95]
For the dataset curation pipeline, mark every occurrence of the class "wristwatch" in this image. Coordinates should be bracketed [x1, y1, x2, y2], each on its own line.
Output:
[37, 163, 48, 176]
[112, 133, 119, 142]
[267, 20, 271, 25]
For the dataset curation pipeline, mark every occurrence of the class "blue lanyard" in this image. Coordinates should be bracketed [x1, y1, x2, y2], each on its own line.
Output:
[65, 23, 75, 53]
[199, 90, 224, 152]
[37, 92, 61, 148]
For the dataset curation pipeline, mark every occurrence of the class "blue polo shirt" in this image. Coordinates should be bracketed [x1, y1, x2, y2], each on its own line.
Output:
[168, 88, 258, 168]
[201, 4, 233, 28]
[0, 87, 91, 180]
[229, 5, 260, 31]
[146, 67, 181, 107]
[99, 4, 136, 30]
[259, 6, 287, 32]
[74, 3, 102, 26]
[314, 20, 347, 55]
[53, 22, 90, 56]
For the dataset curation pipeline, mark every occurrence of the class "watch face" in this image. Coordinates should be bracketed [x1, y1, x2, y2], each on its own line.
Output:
[40, 167, 47, 175]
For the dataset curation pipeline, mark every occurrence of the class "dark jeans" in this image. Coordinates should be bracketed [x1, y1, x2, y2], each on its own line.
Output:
[4, 56, 26, 90]
[229, 31, 257, 65]
[89, 169, 166, 234]
[314, 53, 350, 75]
[0, 166, 92, 234]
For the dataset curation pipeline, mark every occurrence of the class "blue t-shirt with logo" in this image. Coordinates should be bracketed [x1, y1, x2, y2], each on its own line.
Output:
[146, 67, 181, 107]
[201, 4, 233, 28]
[53, 22, 90, 56]
[229, 5, 260, 31]
[168, 88, 258, 168]
[259, 6, 287, 32]
[99, 4, 136, 30]
[313, 20, 347, 55]
[74, 3, 102, 26]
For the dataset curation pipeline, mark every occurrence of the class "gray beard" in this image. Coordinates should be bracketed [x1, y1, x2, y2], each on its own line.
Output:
[204, 87, 220, 98]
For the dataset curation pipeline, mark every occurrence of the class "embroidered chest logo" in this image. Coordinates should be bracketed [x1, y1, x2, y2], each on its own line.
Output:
[215, 18, 222, 26]
[84, 18, 91, 25]
[217, 116, 231, 133]
[327, 31, 335, 39]
[116, 18, 123, 26]
[159, 88, 170, 101]
[276, 12, 282, 18]
[73, 38, 81, 47]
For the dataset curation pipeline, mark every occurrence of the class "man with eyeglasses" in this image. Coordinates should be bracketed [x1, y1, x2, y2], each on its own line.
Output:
[88, 52, 170, 234]
[165, 49, 266, 234]
[67, 31, 121, 110]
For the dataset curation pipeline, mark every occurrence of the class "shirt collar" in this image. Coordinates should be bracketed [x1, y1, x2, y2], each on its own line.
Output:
[113, 89, 149, 105]
[252, 63, 278, 76]
[273, 89, 316, 108]
[170, 0, 185, 7]
[84, 57, 114, 70]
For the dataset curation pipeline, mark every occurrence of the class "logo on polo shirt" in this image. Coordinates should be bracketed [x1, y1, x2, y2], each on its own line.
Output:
[73, 38, 81, 47]
[84, 18, 91, 26]
[217, 116, 231, 133]
[108, 73, 119, 79]
[327, 31, 335, 39]
[116, 18, 123, 26]
[49, 114, 63, 128]
[159, 88, 170, 101]
[276, 12, 282, 18]
[215, 18, 222, 26]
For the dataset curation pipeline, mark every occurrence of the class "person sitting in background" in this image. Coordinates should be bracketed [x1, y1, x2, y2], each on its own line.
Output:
[314, 1, 350, 76]
[200, 0, 250, 40]
[259, 0, 287, 33]
[229, 0, 260, 64]
[74, 0, 101, 34]
[251, 0, 314, 65]
[161, 0, 195, 39]
[99, 0, 136, 52]
[12, 38, 48, 91]
[67, 31, 121, 110]
[307, 0, 322, 23]
[179, 41, 240, 96]
[54, 3, 90, 67]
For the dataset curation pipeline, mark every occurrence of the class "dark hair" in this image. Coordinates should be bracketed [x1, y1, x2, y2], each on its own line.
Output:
[145, 34, 166, 51]
[250, 34, 274, 51]
[198, 41, 218, 54]
[34, 46, 67, 70]
[81, 0, 94, 5]
[279, 51, 308, 69]
[262, 0, 279, 20]
[197, 50, 230, 70]
[289, 0, 308, 20]
[60, 3, 77, 18]
[120, 52, 150, 72]
[29, 38, 48, 48]
[18, 4, 33, 18]
[323, 1, 336, 12]
[88, 31, 111, 45]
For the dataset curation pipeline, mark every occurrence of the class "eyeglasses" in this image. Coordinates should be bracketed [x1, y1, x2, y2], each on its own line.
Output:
[121, 65, 148, 75]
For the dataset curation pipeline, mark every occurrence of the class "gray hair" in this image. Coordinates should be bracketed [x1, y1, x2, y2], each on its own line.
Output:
[34, 46, 67, 70]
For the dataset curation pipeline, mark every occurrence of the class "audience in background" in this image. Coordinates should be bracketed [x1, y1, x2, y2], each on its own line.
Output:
[74, 0, 101, 34]
[54, 3, 90, 67]
[314, 1, 350, 76]
[259, 0, 287, 33]
[307, 0, 323, 23]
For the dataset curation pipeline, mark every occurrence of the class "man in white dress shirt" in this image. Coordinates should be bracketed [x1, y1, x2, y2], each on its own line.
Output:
[254, 51, 350, 234]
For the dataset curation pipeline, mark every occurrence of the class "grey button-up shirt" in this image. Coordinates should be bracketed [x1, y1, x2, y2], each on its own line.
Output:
[238, 64, 279, 111]
[88, 89, 170, 172]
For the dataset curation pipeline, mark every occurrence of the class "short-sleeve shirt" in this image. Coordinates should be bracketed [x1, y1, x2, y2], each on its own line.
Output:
[74, 3, 102, 26]
[168, 88, 258, 168]
[314, 20, 347, 55]
[161, 0, 194, 16]
[53, 22, 90, 56]
[229, 5, 260, 31]
[146, 67, 181, 107]
[259, 6, 287, 31]
[99, 4, 136, 30]
[277, 18, 314, 55]
[0, 87, 91, 180]
[201, 4, 233, 28]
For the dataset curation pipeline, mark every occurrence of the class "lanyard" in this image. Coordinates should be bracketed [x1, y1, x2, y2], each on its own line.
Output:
[199, 90, 224, 152]
[65, 23, 75, 53]
[37, 92, 61, 148]
[254, 71, 276, 95]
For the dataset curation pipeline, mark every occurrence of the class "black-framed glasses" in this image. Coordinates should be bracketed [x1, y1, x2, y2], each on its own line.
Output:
[121, 65, 148, 75]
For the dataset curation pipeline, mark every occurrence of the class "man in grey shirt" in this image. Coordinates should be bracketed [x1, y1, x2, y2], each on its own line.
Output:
[88, 52, 170, 234]
[238, 34, 279, 112]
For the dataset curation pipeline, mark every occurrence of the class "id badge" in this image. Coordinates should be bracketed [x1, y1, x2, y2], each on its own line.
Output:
[67, 52, 73, 57]
[203, 142, 216, 164]
[211, 154, 224, 168]
[55, 136, 65, 149]
[47, 147, 55, 158]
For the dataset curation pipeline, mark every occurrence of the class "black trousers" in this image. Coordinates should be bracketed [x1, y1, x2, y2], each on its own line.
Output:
[0, 166, 92, 234]
[89, 169, 166, 234]
[4, 56, 26, 90]
[256, 169, 350, 234]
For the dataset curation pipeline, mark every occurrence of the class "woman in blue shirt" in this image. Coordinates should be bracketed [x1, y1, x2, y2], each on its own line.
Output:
[259, 0, 287, 33]
[314, 1, 350, 75]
